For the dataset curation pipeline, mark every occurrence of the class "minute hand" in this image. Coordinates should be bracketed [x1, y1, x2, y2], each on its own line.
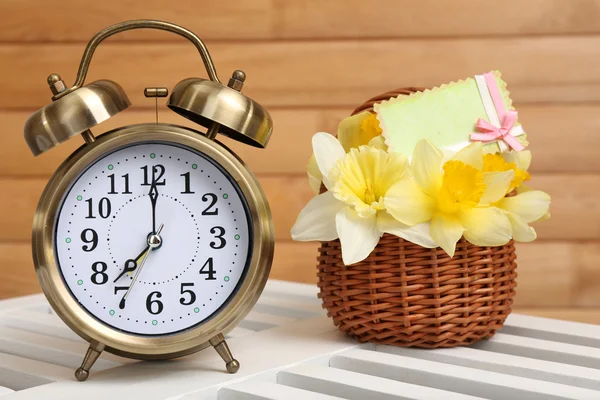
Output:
[119, 223, 164, 310]
[148, 173, 159, 234]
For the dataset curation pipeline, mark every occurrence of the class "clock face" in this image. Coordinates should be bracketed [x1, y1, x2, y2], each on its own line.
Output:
[54, 142, 252, 336]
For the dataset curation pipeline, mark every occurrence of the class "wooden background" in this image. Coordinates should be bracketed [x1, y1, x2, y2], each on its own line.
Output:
[1, 0, 600, 323]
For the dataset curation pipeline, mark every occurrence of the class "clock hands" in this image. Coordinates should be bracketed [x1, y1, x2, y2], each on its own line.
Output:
[114, 166, 161, 285]
[113, 246, 151, 283]
[118, 223, 164, 310]
[149, 167, 159, 234]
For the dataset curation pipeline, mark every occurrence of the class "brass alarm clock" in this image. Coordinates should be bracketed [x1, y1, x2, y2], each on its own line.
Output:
[23, 20, 274, 381]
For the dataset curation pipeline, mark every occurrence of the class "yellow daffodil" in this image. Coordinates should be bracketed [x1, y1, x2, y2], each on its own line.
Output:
[495, 190, 550, 242]
[292, 132, 436, 265]
[482, 150, 550, 242]
[483, 152, 531, 193]
[306, 111, 385, 194]
[384, 140, 515, 257]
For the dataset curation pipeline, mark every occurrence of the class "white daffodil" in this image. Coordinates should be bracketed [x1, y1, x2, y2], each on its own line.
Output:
[292, 132, 435, 265]
[306, 112, 385, 194]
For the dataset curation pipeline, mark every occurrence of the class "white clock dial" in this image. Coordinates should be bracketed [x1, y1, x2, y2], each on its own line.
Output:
[54, 142, 252, 335]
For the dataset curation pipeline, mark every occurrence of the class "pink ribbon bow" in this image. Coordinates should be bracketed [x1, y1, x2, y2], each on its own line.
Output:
[471, 111, 524, 151]
[470, 72, 525, 152]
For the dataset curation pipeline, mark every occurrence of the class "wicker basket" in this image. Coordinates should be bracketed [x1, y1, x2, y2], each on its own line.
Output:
[317, 88, 518, 348]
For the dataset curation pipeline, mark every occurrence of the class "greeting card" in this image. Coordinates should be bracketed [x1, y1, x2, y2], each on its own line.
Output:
[375, 71, 528, 155]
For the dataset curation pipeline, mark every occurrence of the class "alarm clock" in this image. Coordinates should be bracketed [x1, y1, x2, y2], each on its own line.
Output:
[23, 20, 274, 381]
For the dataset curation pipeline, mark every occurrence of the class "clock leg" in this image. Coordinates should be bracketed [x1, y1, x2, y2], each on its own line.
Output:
[209, 333, 240, 373]
[75, 342, 105, 381]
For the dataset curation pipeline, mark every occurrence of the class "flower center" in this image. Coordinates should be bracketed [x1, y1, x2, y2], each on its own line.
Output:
[331, 146, 407, 217]
[436, 160, 485, 214]
[360, 113, 383, 143]
[364, 182, 377, 205]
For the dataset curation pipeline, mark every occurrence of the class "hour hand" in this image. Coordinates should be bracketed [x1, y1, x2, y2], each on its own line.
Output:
[113, 246, 150, 283]
[113, 259, 137, 283]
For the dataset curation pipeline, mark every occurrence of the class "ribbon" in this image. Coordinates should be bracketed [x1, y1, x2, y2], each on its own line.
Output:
[470, 72, 525, 152]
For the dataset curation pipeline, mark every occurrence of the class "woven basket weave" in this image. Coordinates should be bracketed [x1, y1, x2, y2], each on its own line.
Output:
[317, 88, 518, 348]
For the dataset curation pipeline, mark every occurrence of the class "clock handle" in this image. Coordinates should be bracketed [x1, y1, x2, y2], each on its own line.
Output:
[56, 19, 221, 99]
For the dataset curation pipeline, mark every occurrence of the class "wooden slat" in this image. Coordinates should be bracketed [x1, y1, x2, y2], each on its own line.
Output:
[3, 103, 600, 177]
[378, 345, 600, 392]
[331, 349, 600, 399]
[503, 313, 600, 348]
[220, 380, 346, 400]
[0, 240, 589, 306]
[0, 353, 72, 391]
[4, 37, 600, 109]
[472, 332, 600, 370]
[514, 309, 600, 325]
[3, 0, 600, 42]
[0, 244, 38, 299]
[2, 108, 341, 178]
[278, 364, 484, 400]
[0, 174, 594, 242]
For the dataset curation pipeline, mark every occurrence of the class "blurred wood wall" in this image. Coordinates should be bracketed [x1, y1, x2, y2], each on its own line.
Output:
[1, 0, 599, 323]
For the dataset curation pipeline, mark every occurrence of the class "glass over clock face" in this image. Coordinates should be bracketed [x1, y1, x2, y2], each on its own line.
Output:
[54, 142, 252, 335]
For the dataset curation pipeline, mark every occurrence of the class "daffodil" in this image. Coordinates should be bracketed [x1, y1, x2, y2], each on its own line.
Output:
[292, 132, 436, 265]
[483, 151, 531, 193]
[307, 112, 385, 194]
[482, 150, 550, 242]
[384, 140, 515, 257]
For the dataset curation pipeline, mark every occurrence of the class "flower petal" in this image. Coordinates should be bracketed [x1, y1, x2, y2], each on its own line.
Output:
[519, 150, 532, 171]
[337, 112, 372, 152]
[498, 190, 551, 223]
[306, 154, 323, 195]
[291, 192, 344, 241]
[430, 213, 464, 257]
[336, 207, 381, 265]
[384, 179, 435, 225]
[452, 141, 483, 170]
[412, 139, 443, 197]
[506, 212, 537, 242]
[460, 207, 512, 246]
[502, 149, 531, 171]
[312, 132, 345, 189]
[377, 212, 436, 248]
[367, 135, 387, 150]
[479, 170, 514, 206]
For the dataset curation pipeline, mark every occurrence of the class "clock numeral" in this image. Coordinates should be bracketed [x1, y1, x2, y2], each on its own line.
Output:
[210, 226, 226, 249]
[180, 172, 195, 194]
[146, 291, 163, 315]
[114, 286, 129, 309]
[179, 283, 196, 305]
[85, 197, 112, 219]
[108, 173, 132, 194]
[91, 261, 108, 285]
[199, 257, 217, 280]
[141, 165, 166, 186]
[81, 228, 98, 252]
[201, 193, 218, 215]
[114, 286, 128, 295]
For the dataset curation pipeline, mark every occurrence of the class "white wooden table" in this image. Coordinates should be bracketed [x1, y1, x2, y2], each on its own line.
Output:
[1, 280, 600, 399]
